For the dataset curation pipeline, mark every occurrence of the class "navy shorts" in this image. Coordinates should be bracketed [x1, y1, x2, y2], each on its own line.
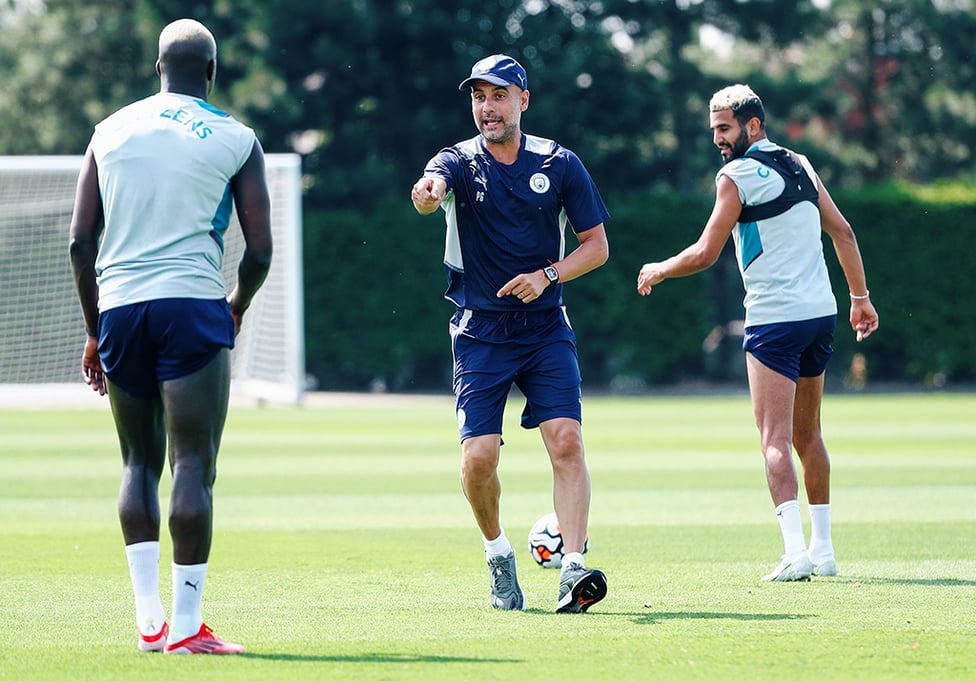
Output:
[742, 314, 836, 382]
[98, 298, 236, 400]
[450, 308, 582, 441]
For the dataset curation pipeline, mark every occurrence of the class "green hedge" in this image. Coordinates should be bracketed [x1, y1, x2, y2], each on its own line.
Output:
[823, 184, 976, 386]
[302, 184, 976, 391]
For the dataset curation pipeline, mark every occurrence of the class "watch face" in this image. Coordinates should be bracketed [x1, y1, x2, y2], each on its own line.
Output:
[544, 266, 559, 282]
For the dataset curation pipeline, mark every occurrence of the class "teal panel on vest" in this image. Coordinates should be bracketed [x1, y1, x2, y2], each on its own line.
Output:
[740, 221, 763, 270]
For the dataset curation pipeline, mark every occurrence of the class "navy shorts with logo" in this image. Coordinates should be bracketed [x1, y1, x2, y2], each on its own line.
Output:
[742, 314, 836, 382]
[97, 298, 236, 400]
[450, 307, 582, 441]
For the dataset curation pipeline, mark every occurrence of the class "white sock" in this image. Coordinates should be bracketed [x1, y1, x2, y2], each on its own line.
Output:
[483, 529, 513, 558]
[170, 562, 207, 642]
[561, 552, 585, 573]
[124, 541, 166, 637]
[808, 503, 835, 562]
[774, 500, 807, 560]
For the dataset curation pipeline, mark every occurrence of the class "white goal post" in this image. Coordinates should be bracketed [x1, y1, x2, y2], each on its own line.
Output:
[0, 154, 304, 405]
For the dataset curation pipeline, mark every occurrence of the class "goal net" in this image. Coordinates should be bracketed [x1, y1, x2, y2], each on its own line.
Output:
[0, 154, 304, 405]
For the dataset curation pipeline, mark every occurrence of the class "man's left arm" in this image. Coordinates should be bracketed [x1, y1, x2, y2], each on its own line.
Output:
[817, 176, 879, 342]
[550, 223, 609, 283]
[68, 145, 106, 395]
[496, 224, 608, 303]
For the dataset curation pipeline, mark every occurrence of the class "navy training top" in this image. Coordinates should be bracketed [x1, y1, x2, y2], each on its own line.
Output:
[424, 133, 609, 312]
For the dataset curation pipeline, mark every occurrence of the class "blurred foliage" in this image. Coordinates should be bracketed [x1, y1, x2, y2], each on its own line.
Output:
[824, 183, 976, 387]
[306, 183, 976, 391]
[1, 0, 974, 390]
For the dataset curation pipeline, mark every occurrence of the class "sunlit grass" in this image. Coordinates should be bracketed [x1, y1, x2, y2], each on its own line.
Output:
[0, 393, 973, 680]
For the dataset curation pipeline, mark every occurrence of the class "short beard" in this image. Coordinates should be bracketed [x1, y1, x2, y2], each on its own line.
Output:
[722, 127, 751, 163]
[481, 120, 518, 145]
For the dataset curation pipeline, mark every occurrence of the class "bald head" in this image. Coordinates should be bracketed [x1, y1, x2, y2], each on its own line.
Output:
[157, 19, 217, 97]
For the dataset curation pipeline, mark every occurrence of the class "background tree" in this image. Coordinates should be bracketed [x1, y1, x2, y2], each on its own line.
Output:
[1, 0, 973, 390]
[0, 0, 155, 153]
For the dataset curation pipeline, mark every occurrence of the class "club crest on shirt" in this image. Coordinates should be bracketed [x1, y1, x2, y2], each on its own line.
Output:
[529, 172, 551, 194]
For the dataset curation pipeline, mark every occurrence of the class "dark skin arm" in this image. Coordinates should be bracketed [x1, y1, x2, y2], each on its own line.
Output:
[68, 146, 106, 395]
[226, 140, 273, 333]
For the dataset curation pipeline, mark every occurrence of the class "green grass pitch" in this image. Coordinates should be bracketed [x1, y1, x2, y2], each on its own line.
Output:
[1, 392, 974, 680]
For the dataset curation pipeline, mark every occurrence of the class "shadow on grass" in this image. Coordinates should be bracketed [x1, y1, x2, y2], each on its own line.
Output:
[244, 652, 517, 664]
[522, 608, 812, 624]
[629, 611, 814, 625]
[841, 577, 976, 587]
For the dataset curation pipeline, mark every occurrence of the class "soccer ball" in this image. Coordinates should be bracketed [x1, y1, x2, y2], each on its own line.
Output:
[527, 512, 588, 569]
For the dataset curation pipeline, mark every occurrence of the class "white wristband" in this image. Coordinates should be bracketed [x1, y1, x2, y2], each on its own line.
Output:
[849, 290, 870, 300]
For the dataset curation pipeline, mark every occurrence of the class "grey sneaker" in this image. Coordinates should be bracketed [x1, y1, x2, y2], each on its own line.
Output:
[487, 552, 525, 610]
[812, 557, 839, 577]
[762, 554, 813, 582]
[556, 564, 607, 613]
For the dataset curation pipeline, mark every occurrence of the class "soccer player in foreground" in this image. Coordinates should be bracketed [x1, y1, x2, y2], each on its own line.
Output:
[69, 18, 272, 652]
[636, 84, 879, 582]
[411, 55, 610, 612]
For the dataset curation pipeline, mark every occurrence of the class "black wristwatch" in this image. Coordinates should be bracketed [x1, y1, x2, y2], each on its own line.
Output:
[543, 265, 560, 284]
